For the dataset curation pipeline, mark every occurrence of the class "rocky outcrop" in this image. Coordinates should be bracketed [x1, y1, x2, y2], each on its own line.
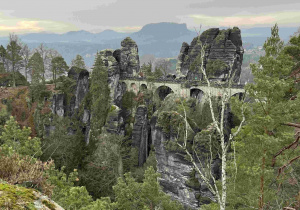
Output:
[114, 81, 127, 107]
[52, 94, 65, 117]
[149, 108, 225, 209]
[132, 106, 150, 166]
[50, 68, 90, 143]
[0, 181, 64, 210]
[74, 70, 89, 111]
[99, 49, 120, 100]
[150, 116, 201, 209]
[120, 37, 140, 77]
[176, 27, 244, 82]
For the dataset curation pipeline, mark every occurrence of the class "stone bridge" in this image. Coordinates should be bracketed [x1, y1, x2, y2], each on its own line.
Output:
[119, 77, 245, 102]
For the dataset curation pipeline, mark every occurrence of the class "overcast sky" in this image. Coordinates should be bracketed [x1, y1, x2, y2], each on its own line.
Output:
[0, 0, 299, 36]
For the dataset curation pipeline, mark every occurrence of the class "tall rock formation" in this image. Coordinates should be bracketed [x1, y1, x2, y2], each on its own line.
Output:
[150, 115, 217, 209]
[176, 27, 244, 83]
[132, 106, 151, 167]
[119, 37, 140, 77]
[99, 49, 120, 100]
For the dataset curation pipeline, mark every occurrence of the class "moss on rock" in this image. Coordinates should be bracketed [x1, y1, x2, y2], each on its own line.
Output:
[0, 181, 37, 209]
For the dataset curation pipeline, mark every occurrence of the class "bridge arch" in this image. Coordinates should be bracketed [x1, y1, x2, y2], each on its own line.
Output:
[121, 82, 127, 91]
[155, 85, 174, 100]
[190, 88, 205, 103]
[230, 92, 244, 100]
[130, 83, 138, 94]
[140, 84, 147, 91]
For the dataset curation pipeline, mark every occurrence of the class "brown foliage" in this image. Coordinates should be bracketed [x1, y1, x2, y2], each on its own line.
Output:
[0, 150, 55, 198]
[0, 85, 54, 137]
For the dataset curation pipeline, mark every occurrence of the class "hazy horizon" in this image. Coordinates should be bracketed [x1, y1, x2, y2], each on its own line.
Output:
[0, 0, 299, 36]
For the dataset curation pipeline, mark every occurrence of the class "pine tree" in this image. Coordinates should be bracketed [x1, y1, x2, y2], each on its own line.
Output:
[71, 54, 86, 70]
[227, 24, 300, 209]
[0, 45, 7, 73]
[6, 35, 23, 87]
[0, 116, 42, 158]
[28, 52, 46, 102]
[89, 53, 110, 149]
[51, 56, 68, 87]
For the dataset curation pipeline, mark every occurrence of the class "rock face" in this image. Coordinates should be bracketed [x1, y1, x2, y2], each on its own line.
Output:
[120, 37, 140, 77]
[99, 49, 120, 100]
[50, 37, 140, 143]
[150, 115, 221, 209]
[176, 27, 244, 82]
[150, 116, 205, 209]
[74, 70, 89, 111]
[52, 94, 65, 117]
[50, 68, 91, 143]
[132, 106, 150, 166]
[0, 181, 64, 210]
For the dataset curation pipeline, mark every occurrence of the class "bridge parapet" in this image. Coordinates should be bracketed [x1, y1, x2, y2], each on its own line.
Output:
[119, 76, 244, 89]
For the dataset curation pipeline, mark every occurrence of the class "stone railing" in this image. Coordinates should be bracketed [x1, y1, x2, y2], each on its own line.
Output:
[119, 76, 244, 89]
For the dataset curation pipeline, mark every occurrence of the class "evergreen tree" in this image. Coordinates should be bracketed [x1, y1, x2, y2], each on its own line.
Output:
[89, 53, 110, 149]
[6, 35, 23, 87]
[153, 66, 163, 79]
[51, 56, 68, 87]
[71, 54, 86, 70]
[0, 45, 7, 73]
[28, 52, 47, 102]
[227, 24, 300, 209]
[0, 116, 42, 158]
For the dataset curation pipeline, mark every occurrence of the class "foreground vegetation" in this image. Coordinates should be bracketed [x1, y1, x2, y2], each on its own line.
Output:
[0, 24, 299, 209]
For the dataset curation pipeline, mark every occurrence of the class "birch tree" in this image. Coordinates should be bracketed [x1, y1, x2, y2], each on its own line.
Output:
[34, 43, 49, 80]
[20, 43, 31, 81]
[157, 31, 246, 209]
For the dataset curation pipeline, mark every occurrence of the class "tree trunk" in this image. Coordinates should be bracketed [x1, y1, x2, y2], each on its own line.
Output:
[118, 155, 124, 179]
[220, 136, 227, 210]
[259, 150, 266, 209]
[25, 66, 27, 81]
[12, 64, 16, 87]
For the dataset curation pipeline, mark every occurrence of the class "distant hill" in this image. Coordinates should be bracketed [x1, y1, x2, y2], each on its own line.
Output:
[241, 27, 298, 47]
[0, 23, 297, 68]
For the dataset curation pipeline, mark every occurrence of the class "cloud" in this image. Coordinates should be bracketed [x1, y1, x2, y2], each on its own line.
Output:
[0, 21, 42, 32]
[112, 26, 142, 32]
[0, 11, 78, 36]
[186, 11, 300, 28]
[188, 0, 299, 8]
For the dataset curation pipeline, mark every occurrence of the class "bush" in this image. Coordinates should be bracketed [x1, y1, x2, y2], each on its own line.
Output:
[0, 72, 29, 87]
[0, 116, 42, 158]
[0, 151, 55, 197]
[113, 166, 183, 210]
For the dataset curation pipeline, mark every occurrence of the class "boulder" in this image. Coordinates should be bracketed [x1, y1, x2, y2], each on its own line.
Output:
[0, 181, 64, 210]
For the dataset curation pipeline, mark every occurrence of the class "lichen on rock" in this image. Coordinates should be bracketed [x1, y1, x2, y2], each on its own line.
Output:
[0, 180, 64, 210]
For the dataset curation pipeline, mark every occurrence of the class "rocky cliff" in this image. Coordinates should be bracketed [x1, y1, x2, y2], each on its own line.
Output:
[132, 106, 151, 167]
[50, 37, 140, 144]
[48, 32, 241, 209]
[176, 27, 244, 82]
[119, 37, 140, 77]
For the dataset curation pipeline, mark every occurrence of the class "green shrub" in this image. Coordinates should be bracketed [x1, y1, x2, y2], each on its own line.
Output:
[0, 72, 29, 87]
